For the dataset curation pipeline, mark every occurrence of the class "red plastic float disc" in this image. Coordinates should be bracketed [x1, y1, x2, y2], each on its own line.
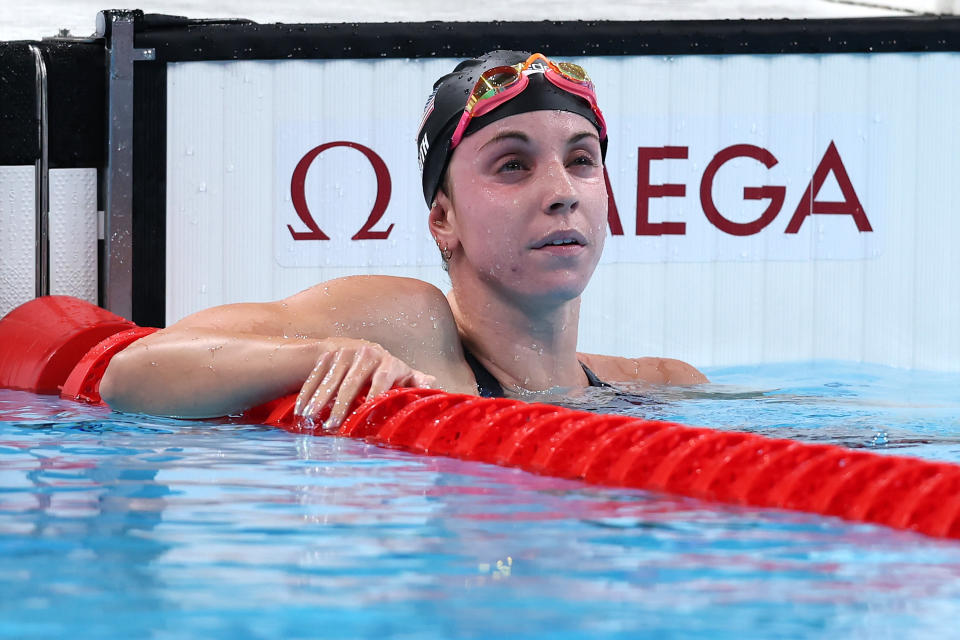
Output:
[575, 420, 664, 484]
[494, 411, 585, 467]
[889, 467, 960, 531]
[820, 456, 900, 519]
[452, 403, 560, 463]
[608, 426, 711, 489]
[339, 388, 443, 438]
[650, 431, 752, 496]
[372, 393, 472, 448]
[529, 414, 635, 478]
[411, 397, 517, 455]
[769, 448, 865, 512]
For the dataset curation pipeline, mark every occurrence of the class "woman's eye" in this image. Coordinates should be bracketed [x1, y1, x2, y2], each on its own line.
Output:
[498, 158, 527, 172]
[569, 153, 598, 167]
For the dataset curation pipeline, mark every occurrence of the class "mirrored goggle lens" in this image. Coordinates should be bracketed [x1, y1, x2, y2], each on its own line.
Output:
[471, 66, 521, 101]
[555, 61, 591, 84]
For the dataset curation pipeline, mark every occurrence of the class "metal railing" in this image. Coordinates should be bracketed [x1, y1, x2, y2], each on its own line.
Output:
[28, 44, 49, 299]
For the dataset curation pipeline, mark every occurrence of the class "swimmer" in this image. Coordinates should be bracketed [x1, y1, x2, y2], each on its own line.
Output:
[100, 50, 707, 426]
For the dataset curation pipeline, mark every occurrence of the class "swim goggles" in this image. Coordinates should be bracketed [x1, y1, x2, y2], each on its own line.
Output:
[448, 53, 608, 150]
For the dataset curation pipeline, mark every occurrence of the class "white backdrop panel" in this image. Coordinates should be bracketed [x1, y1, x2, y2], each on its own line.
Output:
[0, 166, 98, 318]
[49, 169, 98, 303]
[0, 166, 35, 317]
[165, 53, 960, 371]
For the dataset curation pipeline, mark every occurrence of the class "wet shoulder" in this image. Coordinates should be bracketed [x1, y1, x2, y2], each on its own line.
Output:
[577, 353, 708, 385]
[291, 275, 462, 368]
[297, 275, 450, 314]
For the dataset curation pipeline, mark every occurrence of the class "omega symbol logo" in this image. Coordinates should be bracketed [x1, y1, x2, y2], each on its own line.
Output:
[287, 141, 394, 241]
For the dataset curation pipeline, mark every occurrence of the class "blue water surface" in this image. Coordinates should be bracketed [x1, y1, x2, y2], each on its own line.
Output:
[1, 361, 959, 639]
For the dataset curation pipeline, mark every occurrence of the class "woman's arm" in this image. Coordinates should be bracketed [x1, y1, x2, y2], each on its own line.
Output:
[101, 323, 316, 418]
[100, 276, 474, 419]
[577, 353, 709, 385]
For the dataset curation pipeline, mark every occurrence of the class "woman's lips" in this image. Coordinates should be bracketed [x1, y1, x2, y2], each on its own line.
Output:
[530, 229, 588, 253]
[535, 242, 586, 257]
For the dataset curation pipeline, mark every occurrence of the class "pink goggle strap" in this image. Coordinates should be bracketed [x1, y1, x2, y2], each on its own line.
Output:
[448, 68, 607, 151]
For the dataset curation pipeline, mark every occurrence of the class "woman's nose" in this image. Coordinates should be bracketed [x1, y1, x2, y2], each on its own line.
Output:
[542, 162, 579, 214]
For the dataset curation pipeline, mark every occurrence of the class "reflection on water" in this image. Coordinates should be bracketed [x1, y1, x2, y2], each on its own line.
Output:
[544, 361, 960, 462]
[2, 362, 960, 638]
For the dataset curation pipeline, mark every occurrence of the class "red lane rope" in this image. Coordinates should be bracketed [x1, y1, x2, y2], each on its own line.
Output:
[3, 295, 960, 540]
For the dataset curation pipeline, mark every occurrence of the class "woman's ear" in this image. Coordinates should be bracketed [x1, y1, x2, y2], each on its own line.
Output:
[429, 186, 459, 249]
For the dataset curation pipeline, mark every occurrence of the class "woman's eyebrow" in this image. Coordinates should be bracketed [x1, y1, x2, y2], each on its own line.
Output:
[568, 131, 600, 145]
[478, 131, 530, 151]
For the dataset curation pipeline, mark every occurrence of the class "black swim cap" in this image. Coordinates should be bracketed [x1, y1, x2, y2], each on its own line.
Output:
[416, 50, 608, 207]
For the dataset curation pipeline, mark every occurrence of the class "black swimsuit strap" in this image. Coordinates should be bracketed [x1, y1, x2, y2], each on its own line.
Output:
[462, 346, 610, 398]
[582, 361, 610, 389]
[462, 347, 505, 398]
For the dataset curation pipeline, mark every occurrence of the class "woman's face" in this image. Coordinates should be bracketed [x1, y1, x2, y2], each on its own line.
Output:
[436, 110, 607, 307]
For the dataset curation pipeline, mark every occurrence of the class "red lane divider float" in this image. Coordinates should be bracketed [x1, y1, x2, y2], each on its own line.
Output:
[3, 295, 960, 540]
[0, 296, 135, 394]
[60, 327, 159, 404]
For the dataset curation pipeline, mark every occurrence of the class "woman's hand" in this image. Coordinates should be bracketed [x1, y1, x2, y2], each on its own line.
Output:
[295, 338, 437, 431]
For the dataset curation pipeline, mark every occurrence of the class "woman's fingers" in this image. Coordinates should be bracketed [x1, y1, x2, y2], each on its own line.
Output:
[296, 340, 438, 430]
[295, 350, 334, 416]
[365, 361, 401, 401]
[302, 349, 354, 420]
[411, 371, 438, 389]
[363, 358, 435, 401]
[393, 368, 437, 391]
[326, 347, 379, 428]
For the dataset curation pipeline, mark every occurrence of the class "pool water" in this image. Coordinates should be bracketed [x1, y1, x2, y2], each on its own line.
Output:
[2, 361, 959, 639]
